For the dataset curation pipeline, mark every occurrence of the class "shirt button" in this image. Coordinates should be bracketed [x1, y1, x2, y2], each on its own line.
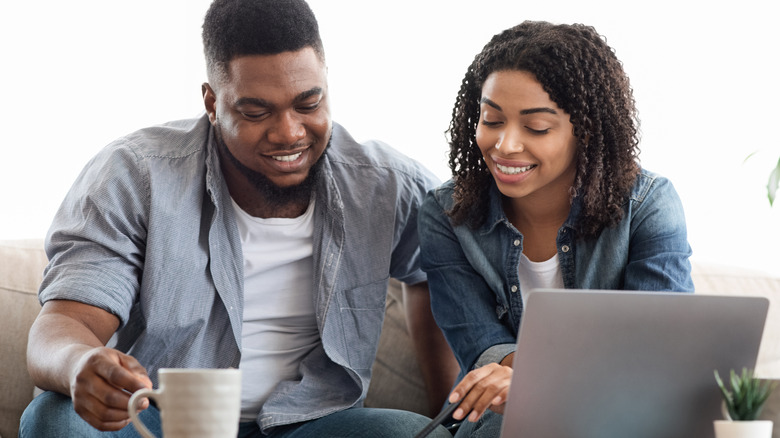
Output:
[511, 285, 518, 292]
[561, 245, 570, 253]
[513, 239, 521, 246]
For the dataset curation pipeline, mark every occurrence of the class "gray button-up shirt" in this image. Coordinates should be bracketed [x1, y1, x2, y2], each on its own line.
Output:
[39, 114, 439, 431]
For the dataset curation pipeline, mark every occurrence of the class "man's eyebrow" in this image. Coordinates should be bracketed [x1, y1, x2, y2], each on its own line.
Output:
[235, 97, 272, 108]
[295, 87, 323, 102]
[234, 87, 323, 108]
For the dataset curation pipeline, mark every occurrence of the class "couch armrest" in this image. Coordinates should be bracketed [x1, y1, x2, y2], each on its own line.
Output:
[0, 239, 48, 438]
[692, 261, 780, 379]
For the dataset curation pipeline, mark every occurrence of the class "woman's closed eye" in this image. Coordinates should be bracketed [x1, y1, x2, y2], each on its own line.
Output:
[480, 119, 503, 127]
[526, 127, 550, 134]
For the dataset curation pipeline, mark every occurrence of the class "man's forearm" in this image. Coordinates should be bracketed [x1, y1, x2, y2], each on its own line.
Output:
[27, 300, 120, 395]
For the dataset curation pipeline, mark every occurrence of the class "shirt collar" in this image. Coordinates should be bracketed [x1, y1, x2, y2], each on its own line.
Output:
[480, 181, 583, 235]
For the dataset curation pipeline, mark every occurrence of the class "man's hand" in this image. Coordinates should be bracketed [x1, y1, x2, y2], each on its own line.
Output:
[448, 355, 514, 422]
[70, 347, 153, 431]
[27, 300, 151, 431]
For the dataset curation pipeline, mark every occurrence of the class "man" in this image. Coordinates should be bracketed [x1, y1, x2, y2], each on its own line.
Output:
[20, 0, 456, 436]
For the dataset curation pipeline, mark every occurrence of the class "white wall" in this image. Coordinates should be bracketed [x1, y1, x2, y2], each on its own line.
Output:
[2, 1, 778, 276]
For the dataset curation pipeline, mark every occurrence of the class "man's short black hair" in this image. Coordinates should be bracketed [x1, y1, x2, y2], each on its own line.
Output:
[202, 0, 325, 85]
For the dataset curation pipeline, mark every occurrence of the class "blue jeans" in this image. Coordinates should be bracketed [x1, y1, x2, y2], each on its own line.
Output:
[20, 391, 452, 438]
[19, 392, 161, 437]
[452, 411, 503, 438]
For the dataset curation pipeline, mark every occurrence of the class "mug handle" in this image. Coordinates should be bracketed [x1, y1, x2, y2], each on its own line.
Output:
[128, 388, 160, 438]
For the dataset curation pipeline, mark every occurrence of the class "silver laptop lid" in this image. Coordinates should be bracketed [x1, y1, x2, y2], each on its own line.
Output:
[499, 289, 769, 438]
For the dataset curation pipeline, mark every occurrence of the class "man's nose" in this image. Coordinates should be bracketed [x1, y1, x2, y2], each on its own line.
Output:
[268, 111, 306, 145]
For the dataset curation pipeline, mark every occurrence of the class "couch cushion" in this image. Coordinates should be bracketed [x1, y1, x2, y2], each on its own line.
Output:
[364, 279, 428, 415]
[692, 261, 780, 379]
[0, 239, 47, 438]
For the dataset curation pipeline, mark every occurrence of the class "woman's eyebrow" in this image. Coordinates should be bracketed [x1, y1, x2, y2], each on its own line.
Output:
[480, 97, 558, 115]
[520, 107, 558, 115]
[480, 97, 502, 111]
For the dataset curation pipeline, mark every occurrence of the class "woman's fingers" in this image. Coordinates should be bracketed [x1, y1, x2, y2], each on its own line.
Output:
[450, 363, 513, 421]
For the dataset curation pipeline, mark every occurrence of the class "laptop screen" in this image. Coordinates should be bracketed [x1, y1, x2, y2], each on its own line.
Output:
[499, 289, 768, 438]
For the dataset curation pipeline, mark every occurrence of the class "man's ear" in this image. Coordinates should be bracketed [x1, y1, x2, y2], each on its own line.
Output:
[202, 83, 217, 125]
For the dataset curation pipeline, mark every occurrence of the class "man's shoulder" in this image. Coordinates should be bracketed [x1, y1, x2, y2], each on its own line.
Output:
[106, 114, 211, 159]
[326, 123, 437, 185]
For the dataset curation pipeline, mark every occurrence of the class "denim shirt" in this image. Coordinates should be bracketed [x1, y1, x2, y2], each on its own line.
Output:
[39, 114, 438, 432]
[418, 169, 693, 379]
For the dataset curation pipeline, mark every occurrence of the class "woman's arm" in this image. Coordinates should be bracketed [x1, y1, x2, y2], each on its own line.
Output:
[418, 188, 517, 377]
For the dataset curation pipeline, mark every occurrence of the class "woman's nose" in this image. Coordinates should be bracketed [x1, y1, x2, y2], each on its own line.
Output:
[496, 125, 525, 153]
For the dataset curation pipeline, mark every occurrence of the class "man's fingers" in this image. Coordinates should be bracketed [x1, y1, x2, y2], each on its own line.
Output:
[71, 347, 152, 430]
[118, 353, 153, 389]
[94, 350, 152, 396]
[74, 391, 135, 431]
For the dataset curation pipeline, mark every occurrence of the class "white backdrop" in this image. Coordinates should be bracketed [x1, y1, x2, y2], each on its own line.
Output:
[1, 1, 777, 276]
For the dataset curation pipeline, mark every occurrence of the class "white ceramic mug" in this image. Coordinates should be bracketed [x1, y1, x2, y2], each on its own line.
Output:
[128, 368, 242, 438]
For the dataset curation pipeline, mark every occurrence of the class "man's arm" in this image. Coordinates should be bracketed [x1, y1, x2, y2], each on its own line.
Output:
[402, 281, 459, 416]
[27, 300, 152, 431]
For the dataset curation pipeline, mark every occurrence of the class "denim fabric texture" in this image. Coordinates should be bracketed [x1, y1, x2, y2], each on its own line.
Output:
[418, 169, 694, 378]
[21, 393, 451, 438]
[20, 391, 161, 437]
[35, 114, 438, 433]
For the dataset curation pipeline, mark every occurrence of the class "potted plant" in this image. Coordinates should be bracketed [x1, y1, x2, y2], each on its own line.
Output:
[713, 368, 777, 438]
[768, 156, 780, 206]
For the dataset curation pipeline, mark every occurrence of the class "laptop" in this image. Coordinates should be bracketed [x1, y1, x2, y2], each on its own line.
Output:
[499, 289, 769, 438]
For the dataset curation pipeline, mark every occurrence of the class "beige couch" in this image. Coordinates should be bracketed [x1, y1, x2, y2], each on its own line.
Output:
[2, 239, 779, 437]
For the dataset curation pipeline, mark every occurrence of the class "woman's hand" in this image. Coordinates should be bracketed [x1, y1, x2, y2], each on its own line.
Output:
[449, 354, 514, 422]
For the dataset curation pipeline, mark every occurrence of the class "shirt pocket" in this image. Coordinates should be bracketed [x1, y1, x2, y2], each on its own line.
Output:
[336, 278, 388, 370]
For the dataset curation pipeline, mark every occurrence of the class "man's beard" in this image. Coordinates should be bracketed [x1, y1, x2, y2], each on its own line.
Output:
[213, 125, 328, 208]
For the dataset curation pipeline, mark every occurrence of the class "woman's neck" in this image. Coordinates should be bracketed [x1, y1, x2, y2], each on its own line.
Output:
[503, 186, 572, 262]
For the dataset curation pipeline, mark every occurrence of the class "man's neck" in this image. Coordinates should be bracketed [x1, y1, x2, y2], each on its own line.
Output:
[226, 174, 311, 218]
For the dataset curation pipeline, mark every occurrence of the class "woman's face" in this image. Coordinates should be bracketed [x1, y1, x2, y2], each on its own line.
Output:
[476, 70, 578, 204]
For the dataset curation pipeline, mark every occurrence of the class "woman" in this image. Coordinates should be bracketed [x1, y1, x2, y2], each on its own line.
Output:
[418, 21, 694, 437]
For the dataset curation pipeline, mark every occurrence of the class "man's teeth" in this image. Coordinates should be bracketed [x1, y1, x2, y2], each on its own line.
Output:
[496, 163, 536, 175]
[272, 152, 302, 162]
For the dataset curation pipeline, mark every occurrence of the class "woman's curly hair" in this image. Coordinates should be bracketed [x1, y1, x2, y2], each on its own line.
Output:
[447, 21, 640, 238]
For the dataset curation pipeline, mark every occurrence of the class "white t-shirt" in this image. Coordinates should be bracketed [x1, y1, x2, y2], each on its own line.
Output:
[231, 198, 321, 421]
[518, 252, 565, 306]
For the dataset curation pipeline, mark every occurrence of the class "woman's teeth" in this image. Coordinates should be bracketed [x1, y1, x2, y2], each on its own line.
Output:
[272, 152, 302, 162]
[496, 163, 536, 175]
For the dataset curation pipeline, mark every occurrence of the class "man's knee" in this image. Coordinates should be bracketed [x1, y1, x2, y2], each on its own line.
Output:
[19, 391, 158, 438]
[19, 391, 94, 437]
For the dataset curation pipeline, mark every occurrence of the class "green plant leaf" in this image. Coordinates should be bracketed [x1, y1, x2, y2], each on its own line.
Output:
[768, 156, 780, 206]
[714, 368, 777, 420]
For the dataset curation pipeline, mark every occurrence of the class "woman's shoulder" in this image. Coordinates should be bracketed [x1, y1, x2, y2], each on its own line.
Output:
[425, 179, 457, 205]
[629, 168, 679, 204]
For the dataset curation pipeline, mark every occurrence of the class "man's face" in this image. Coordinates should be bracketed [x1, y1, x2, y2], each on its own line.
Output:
[204, 47, 331, 193]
